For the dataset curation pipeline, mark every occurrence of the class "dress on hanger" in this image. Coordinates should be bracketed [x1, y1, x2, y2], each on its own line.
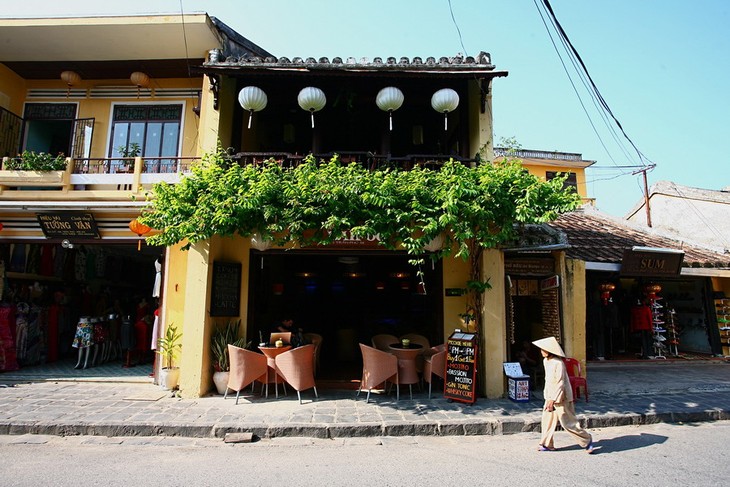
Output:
[152, 259, 162, 298]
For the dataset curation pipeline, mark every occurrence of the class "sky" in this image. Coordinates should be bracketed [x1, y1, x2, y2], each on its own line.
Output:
[2, 0, 729, 218]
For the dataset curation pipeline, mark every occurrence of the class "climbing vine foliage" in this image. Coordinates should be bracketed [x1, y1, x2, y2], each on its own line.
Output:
[140, 148, 580, 260]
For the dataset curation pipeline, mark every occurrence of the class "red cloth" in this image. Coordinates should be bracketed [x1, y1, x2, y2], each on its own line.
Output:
[134, 320, 149, 352]
[630, 305, 653, 332]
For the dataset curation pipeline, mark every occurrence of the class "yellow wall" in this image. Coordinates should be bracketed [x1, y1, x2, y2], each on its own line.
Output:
[560, 256, 587, 369]
[16, 78, 202, 159]
[0, 64, 26, 115]
[521, 161, 589, 199]
[176, 234, 252, 398]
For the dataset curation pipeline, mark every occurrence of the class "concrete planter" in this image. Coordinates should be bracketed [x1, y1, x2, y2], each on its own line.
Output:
[213, 370, 230, 395]
[0, 170, 65, 186]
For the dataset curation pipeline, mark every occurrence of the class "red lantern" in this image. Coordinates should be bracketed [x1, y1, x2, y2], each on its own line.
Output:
[0, 222, 3, 231]
[644, 283, 662, 300]
[599, 282, 616, 305]
[129, 218, 151, 251]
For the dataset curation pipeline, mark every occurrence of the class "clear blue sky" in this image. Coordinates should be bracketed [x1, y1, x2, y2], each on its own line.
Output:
[3, 0, 729, 218]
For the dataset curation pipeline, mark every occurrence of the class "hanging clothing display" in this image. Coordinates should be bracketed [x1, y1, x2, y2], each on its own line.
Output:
[152, 258, 161, 298]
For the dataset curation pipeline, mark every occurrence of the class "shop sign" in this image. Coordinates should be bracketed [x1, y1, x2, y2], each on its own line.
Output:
[505, 257, 554, 276]
[444, 331, 478, 404]
[620, 249, 684, 277]
[540, 275, 560, 291]
[210, 261, 241, 317]
[445, 288, 466, 296]
[302, 229, 382, 249]
[36, 212, 100, 239]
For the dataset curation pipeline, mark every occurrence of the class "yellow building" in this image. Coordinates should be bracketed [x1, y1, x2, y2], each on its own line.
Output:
[1, 14, 600, 399]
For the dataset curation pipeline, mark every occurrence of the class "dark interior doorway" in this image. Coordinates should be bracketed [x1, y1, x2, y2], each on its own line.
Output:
[247, 251, 443, 382]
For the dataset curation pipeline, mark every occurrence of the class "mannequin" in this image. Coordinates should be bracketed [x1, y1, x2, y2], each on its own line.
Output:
[72, 316, 93, 369]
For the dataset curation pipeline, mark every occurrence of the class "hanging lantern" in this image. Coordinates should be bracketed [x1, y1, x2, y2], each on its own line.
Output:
[238, 86, 268, 129]
[129, 219, 151, 251]
[60, 71, 81, 98]
[0, 222, 3, 231]
[599, 282, 616, 305]
[130, 71, 150, 98]
[297, 87, 326, 128]
[431, 88, 459, 130]
[376, 86, 404, 131]
[423, 233, 445, 252]
[250, 232, 272, 251]
[644, 283, 662, 300]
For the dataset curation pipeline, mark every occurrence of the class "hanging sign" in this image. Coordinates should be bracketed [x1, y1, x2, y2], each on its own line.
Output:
[444, 331, 478, 403]
[620, 249, 684, 277]
[36, 212, 100, 239]
[210, 261, 241, 317]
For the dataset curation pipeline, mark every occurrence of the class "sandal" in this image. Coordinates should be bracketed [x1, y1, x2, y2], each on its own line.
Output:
[586, 442, 595, 454]
[537, 445, 556, 451]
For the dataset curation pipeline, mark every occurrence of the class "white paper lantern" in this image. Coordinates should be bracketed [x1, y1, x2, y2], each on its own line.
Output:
[376, 86, 404, 131]
[431, 88, 459, 130]
[297, 87, 326, 127]
[423, 233, 445, 252]
[250, 232, 272, 251]
[238, 86, 268, 129]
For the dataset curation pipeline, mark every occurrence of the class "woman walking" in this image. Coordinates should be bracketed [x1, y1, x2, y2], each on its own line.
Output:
[533, 336, 595, 453]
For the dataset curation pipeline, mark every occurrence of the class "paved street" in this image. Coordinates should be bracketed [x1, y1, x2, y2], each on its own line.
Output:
[1, 422, 728, 486]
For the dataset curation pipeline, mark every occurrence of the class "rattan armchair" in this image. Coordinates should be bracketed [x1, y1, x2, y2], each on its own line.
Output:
[225, 344, 268, 405]
[357, 343, 399, 403]
[423, 347, 447, 398]
[371, 333, 398, 352]
[274, 344, 318, 404]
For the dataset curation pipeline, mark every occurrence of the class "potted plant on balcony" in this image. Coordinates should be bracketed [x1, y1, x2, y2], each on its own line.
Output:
[156, 323, 182, 391]
[116, 143, 140, 171]
[0, 151, 69, 186]
[210, 319, 250, 395]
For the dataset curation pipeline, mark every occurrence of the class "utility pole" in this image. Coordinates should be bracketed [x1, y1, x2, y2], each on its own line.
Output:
[632, 165, 656, 228]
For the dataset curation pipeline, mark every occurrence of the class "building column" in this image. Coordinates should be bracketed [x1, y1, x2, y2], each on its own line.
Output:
[557, 253, 587, 362]
[481, 248, 507, 399]
[178, 239, 213, 398]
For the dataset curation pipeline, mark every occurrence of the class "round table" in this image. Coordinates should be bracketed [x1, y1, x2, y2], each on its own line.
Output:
[258, 345, 291, 398]
[388, 343, 423, 398]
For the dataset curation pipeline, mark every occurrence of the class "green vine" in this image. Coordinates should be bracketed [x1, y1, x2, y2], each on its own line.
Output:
[141, 147, 579, 257]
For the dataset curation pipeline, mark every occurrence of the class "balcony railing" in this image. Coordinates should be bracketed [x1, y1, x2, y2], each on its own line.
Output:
[233, 151, 478, 170]
[0, 156, 199, 197]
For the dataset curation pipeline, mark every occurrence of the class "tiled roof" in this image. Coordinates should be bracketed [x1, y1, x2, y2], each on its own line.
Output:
[203, 51, 507, 77]
[548, 209, 730, 268]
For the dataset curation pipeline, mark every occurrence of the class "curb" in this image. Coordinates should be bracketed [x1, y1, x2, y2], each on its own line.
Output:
[0, 409, 726, 439]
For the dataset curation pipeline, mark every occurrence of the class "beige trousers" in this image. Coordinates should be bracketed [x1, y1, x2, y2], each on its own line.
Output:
[540, 400, 592, 448]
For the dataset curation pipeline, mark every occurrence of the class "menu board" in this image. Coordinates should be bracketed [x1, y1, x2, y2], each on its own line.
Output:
[210, 261, 241, 317]
[444, 332, 478, 403]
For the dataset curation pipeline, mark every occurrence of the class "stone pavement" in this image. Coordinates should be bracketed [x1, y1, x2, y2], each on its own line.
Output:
[1, 360, 729, 439]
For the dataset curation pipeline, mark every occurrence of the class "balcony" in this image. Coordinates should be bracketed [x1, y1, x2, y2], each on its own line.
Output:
[0, 156, 198, 199]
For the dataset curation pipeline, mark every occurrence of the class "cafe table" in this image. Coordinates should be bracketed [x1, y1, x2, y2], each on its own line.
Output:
[258, 344, 291, 398]
[388, 342, 423, 399]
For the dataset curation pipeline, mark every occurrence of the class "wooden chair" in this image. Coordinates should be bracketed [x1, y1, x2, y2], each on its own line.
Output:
[275, 344, 318, 404]
[225, 344, 268, 405]
[564, 357, 589, 402]
[303, 333, 323, 376]
[423, 346, 447, 398]
[269, 332, 292, 346]
[357, 343, 399, 403]
[371, 333, 398, 352]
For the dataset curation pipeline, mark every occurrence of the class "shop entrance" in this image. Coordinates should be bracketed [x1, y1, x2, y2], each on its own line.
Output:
[247, 251, 443, 383]
[0, 242, 162, 377]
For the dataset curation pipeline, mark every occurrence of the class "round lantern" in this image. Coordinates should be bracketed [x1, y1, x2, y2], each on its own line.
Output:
[129, 218, 151, 251]
[297, 87, 326, 128]
[376, 86, 404, 131]
[60, 70, 81, 97]
[250, 232, 272, 252]
[599, 282, 616, 305]
[0, 222, 3, 231]
[423, 233, 444, 252]
[644, 283, 662, 300]
[431, 88, 459, 130]
[238, 86, 268, 129]
[130, 71, 150, 98]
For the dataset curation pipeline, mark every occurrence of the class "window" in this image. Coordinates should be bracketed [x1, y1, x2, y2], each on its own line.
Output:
[109, 104, 182, 172]
[546, 171, 577, 190]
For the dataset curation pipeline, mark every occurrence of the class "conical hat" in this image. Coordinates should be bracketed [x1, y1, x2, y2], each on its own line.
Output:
[532, 336, 565, 357]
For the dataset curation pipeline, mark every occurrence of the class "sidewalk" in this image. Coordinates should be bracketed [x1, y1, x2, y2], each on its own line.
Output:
[1, 360, 729, 439]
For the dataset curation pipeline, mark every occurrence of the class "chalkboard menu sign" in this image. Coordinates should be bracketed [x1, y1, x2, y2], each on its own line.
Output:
[210, 261, 241, 317]
[444, 331, 478, 403]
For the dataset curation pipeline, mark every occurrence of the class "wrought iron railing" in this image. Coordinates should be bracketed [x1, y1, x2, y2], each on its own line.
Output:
[232, 151, 478, 170]
[494, 147, 584, 161]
